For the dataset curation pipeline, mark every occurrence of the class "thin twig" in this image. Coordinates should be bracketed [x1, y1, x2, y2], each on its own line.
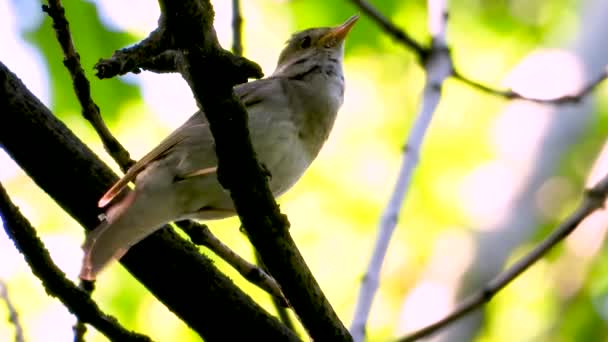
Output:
[347, 0, 429, 59]
[42, 0, 134, 172]
[398, 173, 608, 342]
[349, 0, 608, 105]
[452, 67, 608, 104]
[0, 280, 24, 342]
[177, 221, 288, 306]
[349, 1, 451, 341]
[0, 182, 152, 341]
[232, 0, 243, 56]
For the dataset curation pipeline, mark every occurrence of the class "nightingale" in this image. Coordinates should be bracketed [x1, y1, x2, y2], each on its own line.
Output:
[79, 14, 359, 280]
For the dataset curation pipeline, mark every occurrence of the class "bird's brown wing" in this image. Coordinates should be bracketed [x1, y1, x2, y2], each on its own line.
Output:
[98, 114, 213, 208]
[99, 79, 278, 208]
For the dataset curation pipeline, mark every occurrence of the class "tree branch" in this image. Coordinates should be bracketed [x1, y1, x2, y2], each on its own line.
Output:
[41, 0, 134, 171]
[347, 0, 429, 60]
[0, 60, 299, 341]
[228, 0, 296, 329]
[398, 171, 608, 341]
[94, 27, 182, 78]
[150, 1, 352, 340]
[350, 1, 451, 341]
[0, 183, 152, 341]
[452, 67, 608, 104]
[177, 220, 287, 306]
[348, 0, 608, 104]
[0, 280, 24, 342]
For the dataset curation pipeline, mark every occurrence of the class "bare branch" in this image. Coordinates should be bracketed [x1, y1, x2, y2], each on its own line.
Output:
[0, 182, 152, 342]
[177, 220, 288, 306]
[232, 0, 243, 56]
[42, 0, 134, 171]
[72, 280, 95, 342]
[398, 172, 608, 341]
[254, 249, 297, 331]
[350, 1, 451, 341]
[348, 0, 429, 59]
[350, 0, 608, 105]
[0, 280, 24, 342]
[453, 67, 608, 104]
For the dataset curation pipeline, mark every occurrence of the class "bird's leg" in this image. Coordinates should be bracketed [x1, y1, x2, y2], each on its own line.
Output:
[176, 220, 288, 307]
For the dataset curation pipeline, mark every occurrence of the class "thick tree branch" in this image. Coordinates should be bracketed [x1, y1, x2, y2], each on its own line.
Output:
[398, 171, 608, 341]
[0, 61, 299, 341]
[148, 1, 352, 340]
[0, 280, 24, 342]
[350, 1, 451, 341]
[0, 183, 152, 342]
[228, 0, 296, 329]
[41, 0, 134, 171]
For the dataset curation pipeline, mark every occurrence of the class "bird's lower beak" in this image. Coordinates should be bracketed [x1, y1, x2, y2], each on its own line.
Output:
[322, 14, 359, 46]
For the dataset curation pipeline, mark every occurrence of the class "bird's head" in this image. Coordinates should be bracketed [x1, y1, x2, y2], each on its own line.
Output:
[275, 14, 359, 71]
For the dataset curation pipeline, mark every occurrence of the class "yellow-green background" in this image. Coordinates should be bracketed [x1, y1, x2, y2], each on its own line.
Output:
[1, 0, 608, 341]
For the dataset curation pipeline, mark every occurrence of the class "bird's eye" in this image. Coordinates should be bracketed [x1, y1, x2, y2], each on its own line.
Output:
[299, 36, 312, 49]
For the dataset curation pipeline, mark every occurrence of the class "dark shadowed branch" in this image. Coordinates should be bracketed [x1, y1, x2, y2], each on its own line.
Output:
[141, 0, 353, 340]
[42, 0, 134, 171]
[398, 171, 608, 341]
[0, 183, 152, 342]
[0, 60, 299, 341]
[254, 249, 297, 332]
[176, 220, 287, 306]
[228, 0, 296, 330]
[94, 28, 181, 78]
[45, 0, 298, 336]
[0, 279, 24, 342]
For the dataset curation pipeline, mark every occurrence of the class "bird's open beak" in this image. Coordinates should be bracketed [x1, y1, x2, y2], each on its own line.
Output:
[322, 14, 359, 46]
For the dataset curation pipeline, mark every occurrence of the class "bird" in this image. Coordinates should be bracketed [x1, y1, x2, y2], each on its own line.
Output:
[79, 14, 359, 281]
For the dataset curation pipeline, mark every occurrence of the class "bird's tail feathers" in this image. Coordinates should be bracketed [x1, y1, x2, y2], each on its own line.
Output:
[79, 191, 172, 280]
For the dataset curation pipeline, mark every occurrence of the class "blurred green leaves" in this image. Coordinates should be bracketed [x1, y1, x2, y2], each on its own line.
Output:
[23, 0, 141, 121]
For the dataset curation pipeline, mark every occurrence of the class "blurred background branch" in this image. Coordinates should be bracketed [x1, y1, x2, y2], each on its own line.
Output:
[2, 0, 608, 341]
[350, 1, 451, 340]
[0, 279, 24, 342]
[349, 0, 607, 104]
[400, 163, 608, 341]
[397, 1, 608, 341]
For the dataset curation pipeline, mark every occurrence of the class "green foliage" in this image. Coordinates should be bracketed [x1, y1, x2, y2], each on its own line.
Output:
[3, 0, 608, 341]
[23, 0, 140, 120]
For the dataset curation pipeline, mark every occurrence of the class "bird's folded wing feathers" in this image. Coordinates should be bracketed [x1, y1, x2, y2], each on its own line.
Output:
[98, 80, 280, 208]
[98, 117, 211, 208]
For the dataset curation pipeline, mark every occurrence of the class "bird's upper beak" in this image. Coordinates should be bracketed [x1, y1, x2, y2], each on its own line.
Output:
[321, 14, 359, 47]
